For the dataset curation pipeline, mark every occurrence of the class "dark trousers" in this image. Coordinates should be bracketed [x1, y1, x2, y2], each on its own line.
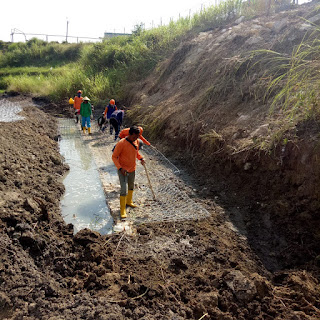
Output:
[110, 118, 120, 139]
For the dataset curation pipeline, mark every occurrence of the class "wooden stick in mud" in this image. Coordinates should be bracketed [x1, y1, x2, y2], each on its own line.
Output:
[143, 163, 156, 200]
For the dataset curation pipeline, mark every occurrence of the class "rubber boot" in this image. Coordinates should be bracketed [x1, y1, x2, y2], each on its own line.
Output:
[120, 195, 127, 218]
[88, 127, 92, 135]
[126, 190, 137, 208]
[83, 127, 86, 134]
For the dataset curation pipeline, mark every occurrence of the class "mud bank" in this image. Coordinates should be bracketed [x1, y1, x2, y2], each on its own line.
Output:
[1, 96, 320, 319]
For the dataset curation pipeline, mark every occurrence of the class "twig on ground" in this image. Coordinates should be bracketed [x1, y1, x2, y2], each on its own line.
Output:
[198, 313, 209, 320]
[107, 288, 149, 303]
[112, 232, 126, 260]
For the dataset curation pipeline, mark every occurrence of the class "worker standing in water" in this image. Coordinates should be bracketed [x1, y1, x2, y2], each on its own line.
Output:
[80, 96, 92, 135]
[73, 90, 83, 124]
[112, 126, 145, 219]
[102, 99, 117, 134]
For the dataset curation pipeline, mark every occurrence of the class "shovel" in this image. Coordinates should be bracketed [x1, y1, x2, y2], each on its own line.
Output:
[143, 163, 156, 200]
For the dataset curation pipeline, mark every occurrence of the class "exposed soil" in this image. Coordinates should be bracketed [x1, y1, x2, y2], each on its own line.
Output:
[2, 3, 320, 319]
[1, 93, 320, 320]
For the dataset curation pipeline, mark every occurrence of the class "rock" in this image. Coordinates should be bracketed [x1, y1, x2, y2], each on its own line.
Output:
[251, 273, 272, 298]
[308, 13, 320, 24]
[245, 36, 263, 45]
[197, 291, 219, 308]
[272, 18, 288, 32]
[224, 270, 257, 302]
[19, 231, 36, 246]
[0, 291, 11, 309]
[23, 198, 40, 214]
[235, 16, 245, 24]
[244, 162, 252, 171]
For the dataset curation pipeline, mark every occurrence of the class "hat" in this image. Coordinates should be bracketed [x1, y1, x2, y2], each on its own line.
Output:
[138, 126, 150, 146]
[83, 96, 90, 101]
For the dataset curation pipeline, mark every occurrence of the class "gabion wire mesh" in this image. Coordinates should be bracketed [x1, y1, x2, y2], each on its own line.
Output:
[58, 119, 210, 224]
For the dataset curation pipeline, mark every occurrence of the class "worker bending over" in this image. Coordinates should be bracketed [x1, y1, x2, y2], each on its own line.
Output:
[112, 126, 145, 219]
[119, 126, 151, 146]
[110, 109, 124, 141]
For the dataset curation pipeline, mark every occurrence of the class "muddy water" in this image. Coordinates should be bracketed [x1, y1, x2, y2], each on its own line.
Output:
[58, 119, 113, 235]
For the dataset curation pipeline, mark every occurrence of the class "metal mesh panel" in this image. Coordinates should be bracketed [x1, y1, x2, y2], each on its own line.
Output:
[58, 119, 210, 224]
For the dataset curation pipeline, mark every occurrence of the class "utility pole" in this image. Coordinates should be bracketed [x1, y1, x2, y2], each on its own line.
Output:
[66, 18, 69, 42]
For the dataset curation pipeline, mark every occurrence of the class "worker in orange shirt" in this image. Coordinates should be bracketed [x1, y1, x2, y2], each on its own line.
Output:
[73, 90, 83, 124]
[112, 126, 145, 219]
[102, 99, 117, 134]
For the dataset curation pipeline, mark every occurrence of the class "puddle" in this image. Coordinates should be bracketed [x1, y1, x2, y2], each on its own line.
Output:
[58, 119, 113, 235]
[0, 100, 25, 122]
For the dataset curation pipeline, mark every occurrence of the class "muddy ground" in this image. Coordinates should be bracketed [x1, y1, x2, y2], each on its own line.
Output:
[0, 95, 320, 319]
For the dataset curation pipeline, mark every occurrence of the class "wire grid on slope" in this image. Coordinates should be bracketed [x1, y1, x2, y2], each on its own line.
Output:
[58, 119, 210, 224]
[128, 144, 210, 224]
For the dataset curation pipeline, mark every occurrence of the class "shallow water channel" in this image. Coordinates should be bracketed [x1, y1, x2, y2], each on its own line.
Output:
[58, 119, 113, 235]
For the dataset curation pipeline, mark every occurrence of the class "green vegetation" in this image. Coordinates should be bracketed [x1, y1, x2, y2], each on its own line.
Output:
[0, 0, 244, 105]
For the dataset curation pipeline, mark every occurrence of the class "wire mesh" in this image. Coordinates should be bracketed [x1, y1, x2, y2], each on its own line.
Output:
[57, 119, 210, 224]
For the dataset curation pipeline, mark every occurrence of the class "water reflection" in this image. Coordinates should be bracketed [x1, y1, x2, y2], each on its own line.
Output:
[59, 119, 113, 235]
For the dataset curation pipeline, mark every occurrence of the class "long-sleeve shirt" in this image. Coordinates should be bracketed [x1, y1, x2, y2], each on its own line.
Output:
[119, 127, 150, 146]
[112, 138, 143, 173]
[80, 102, 92, 117]
[110, 110, 124, 126]
[74, 96, 83, 110]
[103, 104, 117, 119]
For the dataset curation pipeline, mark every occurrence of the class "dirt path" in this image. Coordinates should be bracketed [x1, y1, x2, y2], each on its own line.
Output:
[1, 96, 320, 319]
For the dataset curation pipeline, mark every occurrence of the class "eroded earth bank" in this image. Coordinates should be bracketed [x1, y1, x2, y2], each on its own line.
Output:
[0, 94, 320, 320]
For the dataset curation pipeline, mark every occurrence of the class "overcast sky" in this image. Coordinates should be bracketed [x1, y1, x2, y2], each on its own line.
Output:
[1, 0, 214, 43]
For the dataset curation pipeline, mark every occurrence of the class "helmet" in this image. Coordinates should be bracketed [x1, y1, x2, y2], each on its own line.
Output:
[77, 90, 82, 93]
[109, 99, 115, 105]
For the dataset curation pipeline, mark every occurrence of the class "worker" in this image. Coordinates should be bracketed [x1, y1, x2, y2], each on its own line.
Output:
[110, 109, 124, 141]
[119, 126, 151, 146]
[80, 96, 92, 134]
[102, 99, 117, 134]
[73, 90, 83, 124]
[112, 126, 145, 219]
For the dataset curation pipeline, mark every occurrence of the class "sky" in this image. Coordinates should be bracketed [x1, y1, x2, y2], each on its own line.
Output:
[1, 0, 214, 43]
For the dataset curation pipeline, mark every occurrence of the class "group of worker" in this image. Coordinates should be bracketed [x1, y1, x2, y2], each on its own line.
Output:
[71, 90, 125, 140]
[69, 90, 150, 220]
[71, 90, 93, 134]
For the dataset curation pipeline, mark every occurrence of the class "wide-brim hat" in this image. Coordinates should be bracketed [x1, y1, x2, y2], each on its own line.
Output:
[83, 96, 90, 101]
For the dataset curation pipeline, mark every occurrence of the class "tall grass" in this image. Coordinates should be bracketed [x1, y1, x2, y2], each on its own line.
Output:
[249, 29, 320, 119]
[2, 0, 277, 104]
[0, 38, 83, 67]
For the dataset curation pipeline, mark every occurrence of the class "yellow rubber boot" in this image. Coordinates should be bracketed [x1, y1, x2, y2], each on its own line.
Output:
[126, 190, 137, 208]
[82, 127, 86, 134]
[88, 127, 92, 135]
[120, 195, 127, 218]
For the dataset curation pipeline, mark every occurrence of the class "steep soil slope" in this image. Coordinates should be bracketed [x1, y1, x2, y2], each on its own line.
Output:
[125, 3, 320, 272]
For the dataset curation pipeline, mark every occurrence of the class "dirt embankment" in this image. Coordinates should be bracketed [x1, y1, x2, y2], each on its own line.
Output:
[1, 95, 320, 319]
[125, 2, 320, 273]
[0, 94, 320, 320]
